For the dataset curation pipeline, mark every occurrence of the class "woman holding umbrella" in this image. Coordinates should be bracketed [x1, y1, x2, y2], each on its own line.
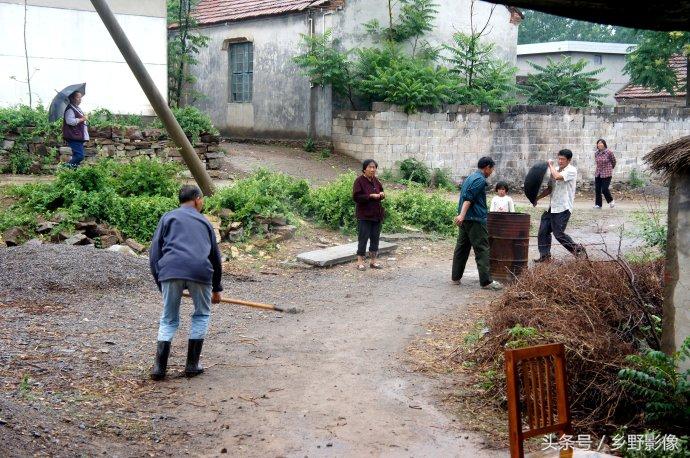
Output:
[62, 91, 89, 167]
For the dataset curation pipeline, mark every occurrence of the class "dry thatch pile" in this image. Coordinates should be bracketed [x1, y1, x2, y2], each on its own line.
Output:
[645, 135, 690, 180]
[472, 258, 664, 432]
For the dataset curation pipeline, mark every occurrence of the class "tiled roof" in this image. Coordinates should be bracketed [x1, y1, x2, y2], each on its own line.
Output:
[615, 55, 687, 99]
[191, 0, 332, 26]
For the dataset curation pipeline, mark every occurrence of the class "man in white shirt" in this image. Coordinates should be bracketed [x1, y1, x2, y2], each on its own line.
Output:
[533, 149, 585, 262]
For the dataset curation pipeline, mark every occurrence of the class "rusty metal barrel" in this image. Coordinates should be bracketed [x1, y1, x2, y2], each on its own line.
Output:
[487, 212, 531, 283]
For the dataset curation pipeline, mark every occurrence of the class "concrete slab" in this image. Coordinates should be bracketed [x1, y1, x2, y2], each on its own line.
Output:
[297, 241, 398, 267]
[380, 232, 431, 242]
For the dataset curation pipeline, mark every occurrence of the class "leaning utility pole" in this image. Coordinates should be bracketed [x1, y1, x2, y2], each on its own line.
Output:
[89, 0, 215, 196]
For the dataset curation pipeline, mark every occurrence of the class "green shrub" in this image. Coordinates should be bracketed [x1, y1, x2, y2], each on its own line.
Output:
[634, 210, 667, 252]
[0, 105, 61, 141]
[206, 169, 310, 228]
[444, 32, 518, 112]
[629, 169, 648, 189]
[305, 172, 359, 232]
[380, 168, 396, 181]
[306, 172, 404, 233]
[505, 324, 540, 349]
[519, 56, 607, 107]
[110, 159, 181, 197]
[618, 336, 690, 430]
[399, 158, 431, 185]
[0, 159, 184, 242]
[111, 195, 177, 242]
[389, 186, 456, 235]
[7, 149, 33, 174]
[356, 48, 454, 113]
[303, 137, 316, 153]
[0, 208, 37, 234]
[431, 167, 456, 191]
[153, 106, 218, 144]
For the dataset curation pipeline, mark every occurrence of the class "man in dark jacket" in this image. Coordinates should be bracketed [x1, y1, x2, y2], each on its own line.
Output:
[451, 157, 503, 291]
[149, 185, 223, 380]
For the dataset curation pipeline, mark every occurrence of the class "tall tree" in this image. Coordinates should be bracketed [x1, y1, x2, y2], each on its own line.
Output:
[519, 10, 641, 45]
[624, 31, 690, 107]
[167, 0, 209, 108]
[519, 57, 607, 107]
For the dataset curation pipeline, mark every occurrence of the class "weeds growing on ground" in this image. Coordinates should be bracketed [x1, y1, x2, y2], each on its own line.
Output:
[1, 161, 459, 245]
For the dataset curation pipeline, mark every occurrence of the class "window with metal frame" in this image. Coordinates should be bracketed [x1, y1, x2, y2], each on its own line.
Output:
[228, 42, 253, 103]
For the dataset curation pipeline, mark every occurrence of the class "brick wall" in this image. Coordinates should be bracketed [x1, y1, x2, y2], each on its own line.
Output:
[332, 102, 690, 187]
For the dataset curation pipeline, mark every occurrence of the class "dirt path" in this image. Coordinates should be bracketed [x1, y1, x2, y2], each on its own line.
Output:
[220, 142, 360, 185]
[162, 249, 502, 457]
[0, 142, 666, 456]
[1, 240, 503, 457]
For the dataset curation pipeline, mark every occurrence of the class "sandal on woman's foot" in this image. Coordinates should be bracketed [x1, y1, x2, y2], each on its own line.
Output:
[357, 264, 366, 271]
[370, 263, 383, 269]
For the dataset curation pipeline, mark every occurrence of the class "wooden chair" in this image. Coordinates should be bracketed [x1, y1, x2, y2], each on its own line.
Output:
[505, 343, 573, 458]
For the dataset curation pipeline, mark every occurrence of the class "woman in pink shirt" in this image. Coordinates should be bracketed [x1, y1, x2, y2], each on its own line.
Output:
[593, 139, 616, 209]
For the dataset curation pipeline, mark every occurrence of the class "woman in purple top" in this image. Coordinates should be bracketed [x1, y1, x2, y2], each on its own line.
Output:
[593, 138, 616, 209]
[62, 91, 89, 167]
[352, 159, 385, 271]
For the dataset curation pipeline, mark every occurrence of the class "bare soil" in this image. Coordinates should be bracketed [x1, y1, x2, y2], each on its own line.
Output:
[0, 142, 666, 456]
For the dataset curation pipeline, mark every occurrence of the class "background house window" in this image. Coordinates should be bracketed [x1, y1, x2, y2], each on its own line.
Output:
[593, 54, 602, 65]
[229, 42, 253, 103]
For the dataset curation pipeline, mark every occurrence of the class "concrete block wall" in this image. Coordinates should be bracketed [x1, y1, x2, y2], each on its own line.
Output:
[332, 103, 690, 187]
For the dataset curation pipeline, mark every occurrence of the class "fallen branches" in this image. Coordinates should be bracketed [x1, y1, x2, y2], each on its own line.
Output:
[471, 258, 664, 433]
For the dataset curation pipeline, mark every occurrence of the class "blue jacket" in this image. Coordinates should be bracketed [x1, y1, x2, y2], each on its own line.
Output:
[458, 170, 488, 223]
[149, 206, 223, 292]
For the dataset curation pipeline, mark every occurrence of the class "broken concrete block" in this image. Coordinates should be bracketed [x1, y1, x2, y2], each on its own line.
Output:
[218, 208, 235, 222]
[2, 227, 26, 247]
[98, 234, 119, 249]
[125, 238, 146, 253]
[106, 244, 137, 256]
[36, 222, 56, 234]
[64, 233, 90, 246]
[225, 227, 244, 243]
[272, 225, 296, 241]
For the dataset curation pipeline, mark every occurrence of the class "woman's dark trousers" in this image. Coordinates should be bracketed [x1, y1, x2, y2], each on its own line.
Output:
[538, 210, 578, 256]
[594, 176, 613, 207]
[451, 220, 491, 287]
[357, 219, 382, 256]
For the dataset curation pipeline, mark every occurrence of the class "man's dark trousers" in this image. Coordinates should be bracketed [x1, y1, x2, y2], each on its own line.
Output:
[538, 210, 578, 256]
[452, 220, 491, 286]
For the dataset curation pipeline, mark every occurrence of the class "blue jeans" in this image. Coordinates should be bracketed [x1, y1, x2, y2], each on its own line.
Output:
[157, 280, 212, 342]
[67, 140, 85, 167]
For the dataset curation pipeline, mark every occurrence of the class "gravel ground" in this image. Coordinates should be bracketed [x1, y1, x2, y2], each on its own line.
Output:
[0, 245, 150, 300]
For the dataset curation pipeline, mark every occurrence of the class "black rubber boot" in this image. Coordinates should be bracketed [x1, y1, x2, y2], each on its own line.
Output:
[533, 254, 552, 263]
[184, 339, 204, 377]
[150, 340, 171, 381]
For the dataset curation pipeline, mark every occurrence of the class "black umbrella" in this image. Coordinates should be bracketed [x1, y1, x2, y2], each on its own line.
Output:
[48, 83, 86, 123]
[524, 161, 549, 206]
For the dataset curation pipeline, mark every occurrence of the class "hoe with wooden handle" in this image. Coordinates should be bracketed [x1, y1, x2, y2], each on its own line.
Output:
[182, 292, 301, 314]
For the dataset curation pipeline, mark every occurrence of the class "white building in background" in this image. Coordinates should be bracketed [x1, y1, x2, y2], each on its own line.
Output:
[516, 41, 635, 106]
[0, 0, 167, 115]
